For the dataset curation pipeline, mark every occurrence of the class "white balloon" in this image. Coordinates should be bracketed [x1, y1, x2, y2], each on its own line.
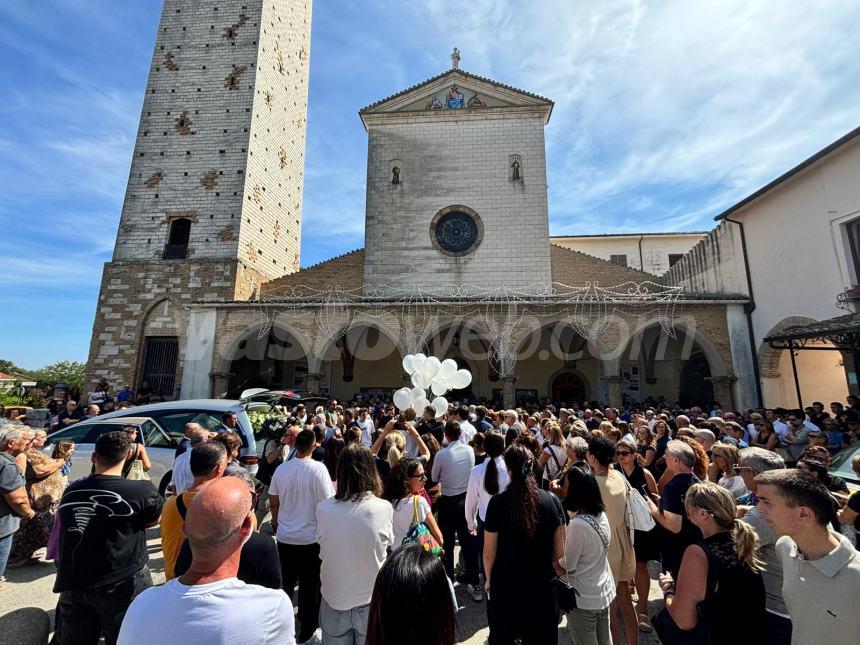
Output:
[410, 386, 425, 404]
[411, 354, 427, 374]
[430, 378, 449, 396]
[411, 371, 429, 389]
[441, 358, 458, 377]
[402, 355, 416, 375]
[393, 387, 412, 411]
[422, 356, 442, 380]
[431, 396, 448, 418]
[451, 369, 472, 389]
[412, 396, 431, 413]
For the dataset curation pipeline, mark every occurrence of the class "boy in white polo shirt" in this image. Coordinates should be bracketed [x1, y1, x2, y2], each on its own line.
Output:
[755, 468, 860, 645]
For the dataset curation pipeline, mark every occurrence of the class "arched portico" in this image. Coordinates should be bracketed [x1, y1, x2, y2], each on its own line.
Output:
[318, 321, 404, 400]
[610, 318, 731, 408]
[758, 316, 848, 408]
[216, 322, 313, 398]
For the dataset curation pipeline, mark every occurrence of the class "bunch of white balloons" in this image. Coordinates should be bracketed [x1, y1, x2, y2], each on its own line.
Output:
[392, 354, 473, 418]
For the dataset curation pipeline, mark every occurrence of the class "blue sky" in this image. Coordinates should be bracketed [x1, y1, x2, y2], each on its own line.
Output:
[2, 0, 860, 369]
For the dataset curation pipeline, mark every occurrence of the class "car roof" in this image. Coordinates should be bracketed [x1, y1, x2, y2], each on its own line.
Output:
[87, 416, 154, 425]
[97, 399, 243, 421]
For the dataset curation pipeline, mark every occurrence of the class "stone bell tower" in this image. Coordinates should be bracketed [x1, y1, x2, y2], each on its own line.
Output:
[84, 0, 312, 397]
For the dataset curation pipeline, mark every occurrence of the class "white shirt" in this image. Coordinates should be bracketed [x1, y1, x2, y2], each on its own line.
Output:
[542, 444, 568, 481]
[118, 577, 295, 645]
[171, 451, 193, 495]
[358, 418, 375, 447]
[391, 494, 431, 546]
[431, 441, 475, 496]
[563, 513, 616, 611]
[465, 457, 509, 530]
[773, 420, 789, 441]
[268, 457, 333, 545]
[458, 420, 477, 445]
[316, 494, 393, 611]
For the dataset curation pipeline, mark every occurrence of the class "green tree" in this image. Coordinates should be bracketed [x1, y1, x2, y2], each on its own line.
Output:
[31, 361, 87, 390]
[0, 359, 30, 376]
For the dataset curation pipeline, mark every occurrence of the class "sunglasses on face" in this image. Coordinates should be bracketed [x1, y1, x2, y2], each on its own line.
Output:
[615, 450, 633, 456]
[410, 472, 427, 480]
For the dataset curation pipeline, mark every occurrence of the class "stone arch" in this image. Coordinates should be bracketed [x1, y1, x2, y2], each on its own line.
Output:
[757, 316, 819, 377]
[513, 316, 612, 363]
[547, 367, 593, 404]
[134, 297, 185, 395]
[215, 320, 314, 398]
[607, 317, 729, 379]
[314, 317, 404, 372]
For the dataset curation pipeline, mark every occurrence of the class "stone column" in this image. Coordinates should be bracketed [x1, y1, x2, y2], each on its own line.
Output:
[604, 375, 622, 408]
[710, 376, 736, 410]
[209, 372, 231, 399]
[305, 372, 322, 394]
[502, 376, 517, 408]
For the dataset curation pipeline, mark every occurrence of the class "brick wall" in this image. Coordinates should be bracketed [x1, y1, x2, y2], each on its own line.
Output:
[550, 244, 656, 285]
[261, 249, 364, 296]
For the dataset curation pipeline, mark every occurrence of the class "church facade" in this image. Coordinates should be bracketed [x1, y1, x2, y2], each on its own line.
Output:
[86, 1, 759, 410]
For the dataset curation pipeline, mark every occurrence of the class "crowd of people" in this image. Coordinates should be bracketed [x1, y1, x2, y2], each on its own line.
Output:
[1, 390, 859, 644]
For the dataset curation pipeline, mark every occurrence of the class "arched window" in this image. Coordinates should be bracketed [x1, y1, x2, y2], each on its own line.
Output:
[163, 218, 191, 259]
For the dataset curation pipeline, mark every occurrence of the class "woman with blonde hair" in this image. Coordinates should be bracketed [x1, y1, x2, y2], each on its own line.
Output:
[710, 442, 747, 500]
[538, 422, 568, 487]
[653, 481, 766, 644]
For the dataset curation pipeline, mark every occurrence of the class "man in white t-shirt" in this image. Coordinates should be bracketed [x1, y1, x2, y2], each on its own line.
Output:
[170, 427, 209, 495]
[316, 444, 393, 644]
[118, 477, 295, 645]
[454, 406, 477, 445]
[269, 428, 333, 644]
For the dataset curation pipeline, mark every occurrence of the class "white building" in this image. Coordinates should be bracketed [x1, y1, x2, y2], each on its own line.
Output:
[551, 232, 707, 276]
[665, 125, 860, 409]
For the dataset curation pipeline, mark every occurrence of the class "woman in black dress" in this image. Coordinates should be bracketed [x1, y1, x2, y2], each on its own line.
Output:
[653, 482, 766, 644]
[483, 444, 566, 644]
[613, 439, 659, 632]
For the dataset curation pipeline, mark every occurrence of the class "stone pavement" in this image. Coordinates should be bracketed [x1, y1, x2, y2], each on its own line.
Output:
[0, 528, 665, 644]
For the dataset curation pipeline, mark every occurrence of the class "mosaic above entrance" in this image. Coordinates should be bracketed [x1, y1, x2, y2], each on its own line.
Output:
[424, 85, 488, 110]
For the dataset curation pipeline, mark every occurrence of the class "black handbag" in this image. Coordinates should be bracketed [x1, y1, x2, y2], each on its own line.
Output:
[551, 575, 579, 611]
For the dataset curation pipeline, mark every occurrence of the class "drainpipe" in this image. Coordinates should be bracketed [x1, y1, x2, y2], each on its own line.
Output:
[724, 216, 764, 407]
[638, 235, 645, 271]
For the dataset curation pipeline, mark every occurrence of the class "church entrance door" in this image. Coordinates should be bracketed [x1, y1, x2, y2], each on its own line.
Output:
[552, 372, 585, 405]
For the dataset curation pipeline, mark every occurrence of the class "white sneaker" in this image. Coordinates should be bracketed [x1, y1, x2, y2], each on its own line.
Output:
[468, 583, 483, 602]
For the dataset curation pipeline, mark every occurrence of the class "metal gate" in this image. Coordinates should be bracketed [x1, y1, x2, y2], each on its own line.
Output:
[141, 336, 179, 397]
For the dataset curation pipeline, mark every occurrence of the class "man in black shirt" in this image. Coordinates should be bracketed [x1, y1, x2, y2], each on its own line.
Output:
[56, 400, 84, 429]
[416, 406, 444, 444]
[645, 439, 702, 579]
[52, 431, 163, 645]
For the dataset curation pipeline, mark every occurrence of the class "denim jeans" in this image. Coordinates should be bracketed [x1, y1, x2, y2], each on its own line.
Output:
[51, 565, 153, 645]
[319, 598, 369, 645]
[0, 531, 13, 578]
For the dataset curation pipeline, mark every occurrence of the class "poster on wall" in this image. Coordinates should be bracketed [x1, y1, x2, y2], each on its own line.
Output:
[621, 362, 640, 403]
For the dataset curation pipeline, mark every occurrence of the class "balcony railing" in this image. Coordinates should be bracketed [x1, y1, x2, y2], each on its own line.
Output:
[162, 244, 188, 260]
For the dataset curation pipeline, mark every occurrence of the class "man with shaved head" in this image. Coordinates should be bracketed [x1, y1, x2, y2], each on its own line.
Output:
[119, 477, 295, 644]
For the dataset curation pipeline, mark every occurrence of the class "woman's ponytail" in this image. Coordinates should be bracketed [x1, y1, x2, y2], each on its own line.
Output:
[733, 518, 763, 572]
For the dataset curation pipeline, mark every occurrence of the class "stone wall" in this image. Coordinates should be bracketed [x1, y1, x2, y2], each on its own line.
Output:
[661, 221, 747, 296]
[362, 113, 553, 292]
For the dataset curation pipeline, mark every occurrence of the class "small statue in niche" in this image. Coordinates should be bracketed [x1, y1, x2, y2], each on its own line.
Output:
[511, 159, 521, 181]
[391, 166, 401, 185]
